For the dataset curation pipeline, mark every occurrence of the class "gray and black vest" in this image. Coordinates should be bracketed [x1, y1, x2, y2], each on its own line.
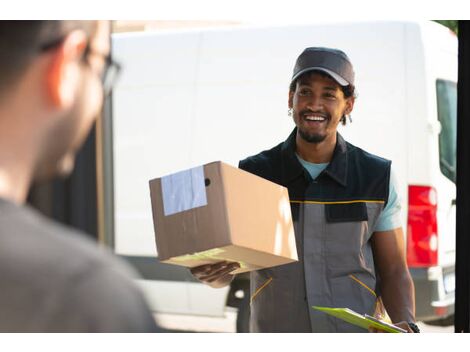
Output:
[239, 128, 391, 333]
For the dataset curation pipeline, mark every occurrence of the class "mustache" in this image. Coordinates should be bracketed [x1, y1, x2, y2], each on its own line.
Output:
[299, 109, 330, 120]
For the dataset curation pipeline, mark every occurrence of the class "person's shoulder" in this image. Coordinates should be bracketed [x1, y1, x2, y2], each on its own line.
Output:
[346, 140, 391, 171]
[0, 202, 158, 332]
[238, 141, 284, 181]
[343, 141, 392, 201]
[0, 202, 137, 286]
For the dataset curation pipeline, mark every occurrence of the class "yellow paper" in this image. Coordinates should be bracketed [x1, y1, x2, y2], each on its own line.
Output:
[312, 306, 407, 333]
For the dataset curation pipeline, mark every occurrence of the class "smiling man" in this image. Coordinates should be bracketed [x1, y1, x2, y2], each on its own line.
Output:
[192, 47, 418, 333]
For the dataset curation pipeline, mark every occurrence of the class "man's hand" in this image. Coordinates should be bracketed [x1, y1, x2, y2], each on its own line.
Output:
[190, 261, 240, 288]
[369, 321, 417, 333]
[394, 321, 417, 333]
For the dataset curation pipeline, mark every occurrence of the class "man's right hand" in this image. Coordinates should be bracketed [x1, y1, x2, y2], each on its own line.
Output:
[190, 261, 241, 288]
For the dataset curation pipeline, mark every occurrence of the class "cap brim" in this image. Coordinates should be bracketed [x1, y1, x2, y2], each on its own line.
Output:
[291, 67, 349, 86]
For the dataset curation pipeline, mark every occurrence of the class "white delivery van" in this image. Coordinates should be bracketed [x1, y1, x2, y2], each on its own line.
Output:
[108, 20, 457, 330]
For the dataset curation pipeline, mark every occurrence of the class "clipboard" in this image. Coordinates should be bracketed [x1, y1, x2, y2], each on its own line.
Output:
[312, 306, 407, 333]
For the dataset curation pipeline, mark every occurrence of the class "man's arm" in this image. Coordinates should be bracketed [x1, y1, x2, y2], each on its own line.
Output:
[371, 227, 416, 331]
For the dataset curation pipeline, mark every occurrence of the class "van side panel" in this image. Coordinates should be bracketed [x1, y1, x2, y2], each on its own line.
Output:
[113, 32, 202, 256]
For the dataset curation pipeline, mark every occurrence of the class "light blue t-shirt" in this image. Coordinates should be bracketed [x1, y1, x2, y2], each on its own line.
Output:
[296, 154, 401, 232]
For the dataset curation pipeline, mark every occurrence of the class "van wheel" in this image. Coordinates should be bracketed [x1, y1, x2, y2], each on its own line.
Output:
[236, 293, 250, 333]
[425, 314, 454, 327]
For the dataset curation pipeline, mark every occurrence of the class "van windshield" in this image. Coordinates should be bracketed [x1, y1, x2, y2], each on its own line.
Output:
[436, 79, 457, 183]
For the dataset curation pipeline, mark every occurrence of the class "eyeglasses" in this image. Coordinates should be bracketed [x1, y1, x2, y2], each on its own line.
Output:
[82, 43, 121, 96]
[40, 37, 121, 96]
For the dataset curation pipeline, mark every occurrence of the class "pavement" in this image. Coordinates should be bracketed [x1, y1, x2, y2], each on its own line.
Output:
[155, 308, 237, 333]
[155, 309, 454, 333]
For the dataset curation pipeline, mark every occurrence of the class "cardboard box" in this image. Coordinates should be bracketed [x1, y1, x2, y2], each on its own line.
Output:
[149, 161, 298, 274]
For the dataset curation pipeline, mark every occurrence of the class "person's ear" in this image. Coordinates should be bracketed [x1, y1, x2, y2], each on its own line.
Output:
[45, 30, 88, 110]
[344, 96, 355, 115]
[288, 90, 294, 109]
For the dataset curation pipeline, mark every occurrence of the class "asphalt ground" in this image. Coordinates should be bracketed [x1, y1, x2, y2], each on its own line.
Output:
[155, 309, 454, 333]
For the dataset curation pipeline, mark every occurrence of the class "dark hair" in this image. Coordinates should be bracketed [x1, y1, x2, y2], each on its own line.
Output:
[289, 70, 356, 125]
[0, 21, 97, 96]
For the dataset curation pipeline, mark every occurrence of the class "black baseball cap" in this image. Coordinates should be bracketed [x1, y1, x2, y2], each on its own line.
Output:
[291, 47, 355, 87]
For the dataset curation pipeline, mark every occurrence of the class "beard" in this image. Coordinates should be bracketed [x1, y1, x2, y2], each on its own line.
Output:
[298, 128, 327, 144]
[296, 108, 330, 144]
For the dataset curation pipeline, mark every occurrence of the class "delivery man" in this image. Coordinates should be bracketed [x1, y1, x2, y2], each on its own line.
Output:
[191, 47, 419, 333]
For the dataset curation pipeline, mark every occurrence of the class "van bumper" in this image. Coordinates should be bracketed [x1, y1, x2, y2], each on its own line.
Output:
[410, 266, 455, 322]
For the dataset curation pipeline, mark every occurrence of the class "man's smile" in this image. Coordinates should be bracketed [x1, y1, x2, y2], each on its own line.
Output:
[300, 111, 329, 125]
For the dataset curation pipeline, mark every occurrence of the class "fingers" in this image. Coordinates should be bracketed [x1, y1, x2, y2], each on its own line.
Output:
[190, 261, 240, 283]
[190, 261, 229, 276]
[394, 321, 414, 333]
[369, 321, 414, 333]
[200, 262, 240, 283]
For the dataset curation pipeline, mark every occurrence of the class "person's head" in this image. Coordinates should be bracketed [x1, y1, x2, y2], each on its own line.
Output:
[0, 20, 119, 181]
[288, 47, 356, 144]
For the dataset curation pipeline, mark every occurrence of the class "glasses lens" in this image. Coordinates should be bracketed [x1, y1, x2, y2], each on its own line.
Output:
[102, 62, 121, 96]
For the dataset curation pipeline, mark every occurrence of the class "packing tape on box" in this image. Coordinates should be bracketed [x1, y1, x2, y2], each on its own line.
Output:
[171, 248, 248, 269]
[161, 165, 208, 216]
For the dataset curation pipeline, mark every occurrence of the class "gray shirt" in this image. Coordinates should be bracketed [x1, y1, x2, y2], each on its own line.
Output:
[0, 198, 159, 332]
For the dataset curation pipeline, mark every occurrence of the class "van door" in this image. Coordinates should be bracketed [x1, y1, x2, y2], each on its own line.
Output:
[436, 79, 457, 294]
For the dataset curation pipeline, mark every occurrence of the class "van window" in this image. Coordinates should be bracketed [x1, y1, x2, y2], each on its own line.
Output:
[436, 79, 457, 183]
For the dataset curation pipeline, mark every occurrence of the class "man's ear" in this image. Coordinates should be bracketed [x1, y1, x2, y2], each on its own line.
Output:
[288, 90, 294, 109]
[45, 30, 87, 110]
[344, 96, 355, 115]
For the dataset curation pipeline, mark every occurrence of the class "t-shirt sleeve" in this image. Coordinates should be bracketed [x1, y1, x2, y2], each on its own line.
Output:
[373, 168, 402, 232]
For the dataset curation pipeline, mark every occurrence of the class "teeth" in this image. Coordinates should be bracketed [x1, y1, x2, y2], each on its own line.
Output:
[305, 115, 325, 121]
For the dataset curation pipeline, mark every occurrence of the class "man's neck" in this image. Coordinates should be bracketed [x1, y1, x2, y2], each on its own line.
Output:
[0, 167, 31, 204]
[295, 132, 337, 164]
[0, 88, 44, 204]
[0, 124, 35, 204]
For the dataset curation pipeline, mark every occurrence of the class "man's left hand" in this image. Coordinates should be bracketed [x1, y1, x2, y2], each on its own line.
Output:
[369, 321, 417, 333]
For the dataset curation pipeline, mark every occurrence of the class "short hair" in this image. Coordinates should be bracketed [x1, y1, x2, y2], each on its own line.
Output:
[0, 21, 97, 96]
[289, 70, 356, 125]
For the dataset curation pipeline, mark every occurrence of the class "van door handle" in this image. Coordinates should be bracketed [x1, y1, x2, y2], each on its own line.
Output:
[452, 199, 456, 206]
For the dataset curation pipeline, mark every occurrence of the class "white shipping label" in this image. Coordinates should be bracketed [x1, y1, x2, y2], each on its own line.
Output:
[161, 165, 208, 216]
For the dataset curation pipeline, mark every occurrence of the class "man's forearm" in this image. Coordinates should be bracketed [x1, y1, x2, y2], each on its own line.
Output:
[380, 270, 416, 323]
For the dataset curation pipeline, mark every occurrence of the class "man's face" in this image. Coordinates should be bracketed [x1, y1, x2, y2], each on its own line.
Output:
[47, 21, 111, 178]
[289, 71, 354, 144]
